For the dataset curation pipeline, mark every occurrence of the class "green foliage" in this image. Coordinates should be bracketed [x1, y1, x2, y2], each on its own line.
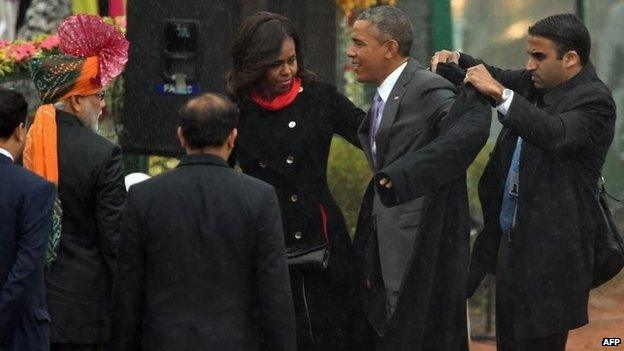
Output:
[148, 156, 179, 176]
[467, 140, 495, 224]
[327, 136, 372, 236]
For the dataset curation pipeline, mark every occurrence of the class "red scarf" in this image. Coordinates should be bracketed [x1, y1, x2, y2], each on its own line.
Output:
[251, 77, 302, 111]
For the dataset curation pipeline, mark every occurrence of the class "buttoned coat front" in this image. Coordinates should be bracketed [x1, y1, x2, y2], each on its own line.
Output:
[232, 81, 366, 348]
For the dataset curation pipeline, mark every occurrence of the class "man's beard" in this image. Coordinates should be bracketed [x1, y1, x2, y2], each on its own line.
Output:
[84, 107, 100, 132]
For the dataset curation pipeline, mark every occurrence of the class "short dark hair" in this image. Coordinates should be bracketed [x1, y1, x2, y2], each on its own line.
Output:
[0, 88, 28, 139]
[227, 11, 316, 102]
[528, 14, 591, 66]
[179, 93, 239, 149]
[357, 6, 413, 57]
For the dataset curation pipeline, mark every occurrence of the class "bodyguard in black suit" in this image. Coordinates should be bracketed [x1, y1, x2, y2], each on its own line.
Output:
[110, 94, 296, 351]
[433, 14, 616, 351]
[0, 89, 54, 351]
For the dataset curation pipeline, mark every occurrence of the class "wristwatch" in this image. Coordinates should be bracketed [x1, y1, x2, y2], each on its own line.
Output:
[497, 88, 512, 106]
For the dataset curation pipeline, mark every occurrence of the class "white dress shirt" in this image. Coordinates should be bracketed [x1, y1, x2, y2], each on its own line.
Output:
[0, 147, 14, 162]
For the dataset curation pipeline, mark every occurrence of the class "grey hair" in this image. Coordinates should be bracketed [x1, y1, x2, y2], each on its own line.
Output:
[357, 5, 413, 57]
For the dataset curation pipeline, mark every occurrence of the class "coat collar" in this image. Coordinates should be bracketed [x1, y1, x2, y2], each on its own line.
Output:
[375, 58, 421, 167]
[177, 153, 230, 168]
[56, 109, 84, 126]
[357, 57, 421, 170]
[0, 153, 12, 164]
[541, 62, 597, 106]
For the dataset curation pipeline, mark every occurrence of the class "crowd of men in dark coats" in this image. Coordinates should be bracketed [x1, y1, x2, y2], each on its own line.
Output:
[0, 7, 619, 351]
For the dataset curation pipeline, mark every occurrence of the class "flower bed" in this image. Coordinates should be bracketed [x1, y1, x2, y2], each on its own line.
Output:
[0, 34, 60, 79]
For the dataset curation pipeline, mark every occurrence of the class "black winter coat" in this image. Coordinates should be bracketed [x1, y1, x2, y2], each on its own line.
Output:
[232, 81, 366, 348]
[462, 53, 617, 338]
[45, 110, 126, 343]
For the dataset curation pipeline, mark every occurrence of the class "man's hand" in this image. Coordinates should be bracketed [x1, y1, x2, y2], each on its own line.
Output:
[464, 64, 505, 102]
[430, 50, 460, 73]
[379, 177, 393, 189]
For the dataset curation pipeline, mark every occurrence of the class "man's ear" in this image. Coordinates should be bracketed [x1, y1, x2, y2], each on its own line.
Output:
[563, 50, 580, 68]
[385, 39, 400, 59]
[227, 128, 238, 149]
[69, 96, 82, 113]
[13, 122, 25, 143]
[177, 126, 188, 149]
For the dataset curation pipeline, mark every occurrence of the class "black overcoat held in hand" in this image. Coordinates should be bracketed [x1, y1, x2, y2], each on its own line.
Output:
[462, 53, 617, 338]
[0, 154, 54, 351]
[110, 154, 296, 351]
[354, 58, 491, 351]
[231, 81, 365, 348]
[45, 110, 126, 343]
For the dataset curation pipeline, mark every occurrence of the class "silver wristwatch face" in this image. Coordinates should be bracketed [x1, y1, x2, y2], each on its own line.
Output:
[501, 88, 512, 101]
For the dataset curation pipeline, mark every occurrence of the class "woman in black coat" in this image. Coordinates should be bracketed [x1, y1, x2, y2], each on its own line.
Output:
[227, 11, 367, 350]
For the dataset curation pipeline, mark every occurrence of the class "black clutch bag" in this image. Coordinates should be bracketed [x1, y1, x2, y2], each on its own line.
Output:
[592, 179, 624, 288]
[287, 244, 330, 270]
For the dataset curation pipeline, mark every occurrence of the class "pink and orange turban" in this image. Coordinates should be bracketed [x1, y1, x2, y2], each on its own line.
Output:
[24, 15, 128, 184]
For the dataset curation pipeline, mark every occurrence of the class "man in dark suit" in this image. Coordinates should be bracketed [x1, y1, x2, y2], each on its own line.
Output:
[432, 14, 616, 351]
[347, 6, 491, 350]
[110, 93, 296, 351]
[0, 88, 54, 351]
[25, 15, 128, 350]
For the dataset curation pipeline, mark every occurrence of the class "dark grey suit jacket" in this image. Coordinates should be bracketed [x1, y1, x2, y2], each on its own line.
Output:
[354, 58, 491, 350]
[357, 58, 456, 313]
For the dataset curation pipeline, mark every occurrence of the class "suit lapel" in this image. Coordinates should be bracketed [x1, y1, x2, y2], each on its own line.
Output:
[374, 59, 418, 168]
[358, 108, 376, 170]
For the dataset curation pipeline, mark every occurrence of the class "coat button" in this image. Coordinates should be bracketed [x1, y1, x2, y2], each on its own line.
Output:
[288, 121, 297, 128]
[286, 156, 295, 165]
[294, 231, 303, 239]
[290, 194, 299, 202]
[259, 161, 267, 168]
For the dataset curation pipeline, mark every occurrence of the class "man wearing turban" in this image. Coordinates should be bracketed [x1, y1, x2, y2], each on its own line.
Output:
[24, 14, 128, 351]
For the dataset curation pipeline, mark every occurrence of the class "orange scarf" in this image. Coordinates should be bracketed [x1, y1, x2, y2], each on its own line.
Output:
[24, 56, 101, 184]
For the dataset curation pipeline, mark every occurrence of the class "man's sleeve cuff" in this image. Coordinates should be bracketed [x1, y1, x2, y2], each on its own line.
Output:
[496, 90, 514, 115]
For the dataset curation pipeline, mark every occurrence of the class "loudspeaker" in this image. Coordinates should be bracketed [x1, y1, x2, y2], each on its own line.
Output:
[120, 0, 238, 156]
[120, 0, 336, 156]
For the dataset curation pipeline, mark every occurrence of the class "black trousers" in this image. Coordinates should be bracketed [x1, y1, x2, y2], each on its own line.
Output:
[496, 234, 569, 351]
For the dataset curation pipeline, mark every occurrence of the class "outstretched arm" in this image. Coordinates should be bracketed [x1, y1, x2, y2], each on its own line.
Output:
[375, 87, 491, 207]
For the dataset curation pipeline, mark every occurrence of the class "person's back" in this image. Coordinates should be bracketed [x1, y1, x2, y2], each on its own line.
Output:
[0, 89, 54, 351]
[23, 15, 129, 349]
[44, 109, 125, 342]
[111, 93, 295, 351]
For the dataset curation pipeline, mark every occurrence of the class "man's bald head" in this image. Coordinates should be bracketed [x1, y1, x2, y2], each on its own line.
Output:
[178, 93, 239, 149]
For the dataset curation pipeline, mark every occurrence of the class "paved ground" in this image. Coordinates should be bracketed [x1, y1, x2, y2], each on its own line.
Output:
[469, 271, 624, 351]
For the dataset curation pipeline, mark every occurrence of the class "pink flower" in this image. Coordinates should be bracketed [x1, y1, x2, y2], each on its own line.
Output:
[0, 40, 9, 48]
[11, 43, 36, 62]
[40, 35, 60, 51]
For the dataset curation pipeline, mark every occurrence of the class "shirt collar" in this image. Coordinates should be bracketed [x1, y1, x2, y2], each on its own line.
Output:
[0, 147, 14, 162]
[377, 61, 408, 103]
